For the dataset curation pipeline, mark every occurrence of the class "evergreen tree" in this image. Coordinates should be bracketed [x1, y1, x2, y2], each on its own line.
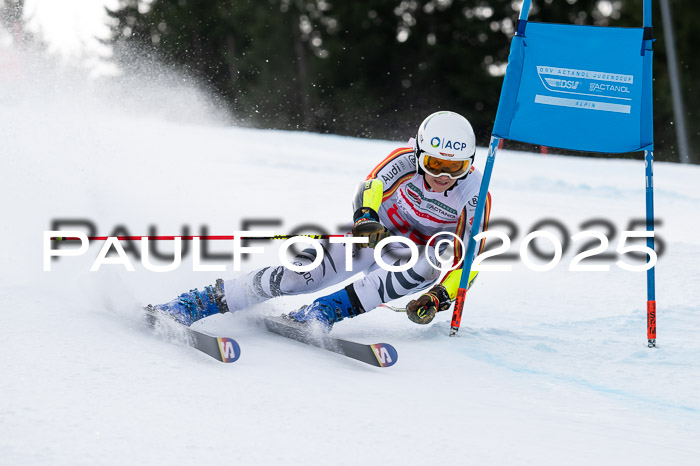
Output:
[106, 0, 324, 129]
[1, 0, 40, 48]
[616, 0, 698, 163]
[105, 0, 697, 163]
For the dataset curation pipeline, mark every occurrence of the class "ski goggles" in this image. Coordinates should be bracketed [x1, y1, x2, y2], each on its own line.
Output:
[418, 152, 472, 179]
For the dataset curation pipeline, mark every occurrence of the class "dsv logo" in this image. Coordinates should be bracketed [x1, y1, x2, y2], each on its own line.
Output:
[545, 78, 581, 90]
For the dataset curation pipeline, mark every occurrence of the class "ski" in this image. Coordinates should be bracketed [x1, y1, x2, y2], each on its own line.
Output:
[144, 307, 241, 363]
[261, 316, 397, 367]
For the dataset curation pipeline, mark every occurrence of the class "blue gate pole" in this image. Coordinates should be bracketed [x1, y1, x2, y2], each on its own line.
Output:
[448, 0, 531, 337]
[643, 0, 656, 348]
[449, 136, 500, 336]
[645, 150, 656, 347]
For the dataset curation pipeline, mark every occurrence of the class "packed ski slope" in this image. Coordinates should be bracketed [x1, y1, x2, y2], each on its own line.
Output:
[2, 55, 700, 466]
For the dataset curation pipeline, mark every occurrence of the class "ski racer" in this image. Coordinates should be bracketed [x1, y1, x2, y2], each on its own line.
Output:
[149, 111, 492, 330]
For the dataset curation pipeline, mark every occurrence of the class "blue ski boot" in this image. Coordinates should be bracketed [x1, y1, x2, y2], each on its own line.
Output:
[286, 286, 365, 331]
[149, 279, 228, 326]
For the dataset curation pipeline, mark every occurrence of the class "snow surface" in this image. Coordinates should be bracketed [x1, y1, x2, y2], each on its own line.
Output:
[2, 51, 700, 466]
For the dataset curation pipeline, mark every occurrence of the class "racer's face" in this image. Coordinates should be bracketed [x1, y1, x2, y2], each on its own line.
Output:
[424, 173, 457, 193]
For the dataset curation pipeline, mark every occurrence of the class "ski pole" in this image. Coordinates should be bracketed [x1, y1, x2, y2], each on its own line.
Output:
[377, 304, 407, 313]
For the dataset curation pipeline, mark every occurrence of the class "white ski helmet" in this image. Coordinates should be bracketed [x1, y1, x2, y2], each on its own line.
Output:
[415, 111, 476, 179]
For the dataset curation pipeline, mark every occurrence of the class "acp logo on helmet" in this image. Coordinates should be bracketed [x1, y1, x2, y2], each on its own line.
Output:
[430, 137, 468, 152]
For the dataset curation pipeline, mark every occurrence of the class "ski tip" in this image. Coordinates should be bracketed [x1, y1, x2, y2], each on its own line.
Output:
[370, 343, 398, 367]
[216, 337, 241, 363]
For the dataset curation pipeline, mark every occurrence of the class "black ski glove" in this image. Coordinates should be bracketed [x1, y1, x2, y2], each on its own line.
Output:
[352, 207, 389, 248]
[406, 284, 451, 325]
